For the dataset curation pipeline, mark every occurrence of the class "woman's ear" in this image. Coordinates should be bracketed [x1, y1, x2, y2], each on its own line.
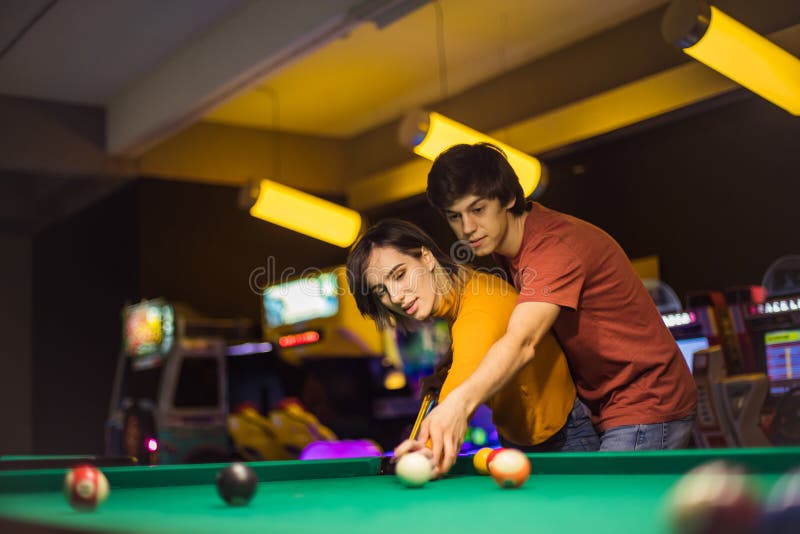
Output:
[421, 247, 436, 271]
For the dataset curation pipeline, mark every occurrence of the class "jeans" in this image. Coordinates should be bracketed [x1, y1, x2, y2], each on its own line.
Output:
[598, 412, 696, 451]
[500, 397, 600, 452]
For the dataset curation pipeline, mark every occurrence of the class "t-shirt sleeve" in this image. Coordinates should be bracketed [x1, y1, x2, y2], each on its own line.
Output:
[513, 233, 584, 310]
[438, 307, 506, 402]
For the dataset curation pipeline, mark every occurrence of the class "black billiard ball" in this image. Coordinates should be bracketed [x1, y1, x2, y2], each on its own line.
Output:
[761, 469, 800, 534]
[216, 462, 258, 506]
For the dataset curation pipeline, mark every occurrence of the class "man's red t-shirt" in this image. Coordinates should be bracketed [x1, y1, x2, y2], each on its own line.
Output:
[501, 203, 697, 431]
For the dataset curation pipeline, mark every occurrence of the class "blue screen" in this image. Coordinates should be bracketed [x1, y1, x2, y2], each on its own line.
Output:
[764, 329, 800, 395]
[263, 273, 339, 327]
[676, 337, 710, 373]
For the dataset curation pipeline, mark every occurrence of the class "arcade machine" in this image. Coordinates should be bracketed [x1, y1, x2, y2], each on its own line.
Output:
[260, 266, 412, 450]
[646, 279, 714, 372]
[723, 285, 768, 373]
[646, 280, 769, 447]
[738, 256, 800, 445]
[691, 347, 770, 448]
[106, 299, 252, 464]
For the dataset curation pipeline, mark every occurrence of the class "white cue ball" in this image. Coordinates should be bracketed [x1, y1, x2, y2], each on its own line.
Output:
[395, 452, 432, 488]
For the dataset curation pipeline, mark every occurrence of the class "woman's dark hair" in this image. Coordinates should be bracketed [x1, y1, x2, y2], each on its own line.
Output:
[347, 219, 465, 397]
[346, 218, 464, 331]
[427, 143, 527, 215]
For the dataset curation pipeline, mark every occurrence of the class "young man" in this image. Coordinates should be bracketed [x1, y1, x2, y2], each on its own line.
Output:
[414, 143, 697, 473]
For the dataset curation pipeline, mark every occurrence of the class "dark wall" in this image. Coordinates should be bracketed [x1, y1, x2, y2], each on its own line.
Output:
[0, 233, 33, 453]
[137, 179, 348, 324]
[540, 94, 800, 298]
[33, 182, 139, 454]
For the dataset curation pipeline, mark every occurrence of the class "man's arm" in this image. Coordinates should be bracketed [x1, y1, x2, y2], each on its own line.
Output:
[417, 300, 561, 473]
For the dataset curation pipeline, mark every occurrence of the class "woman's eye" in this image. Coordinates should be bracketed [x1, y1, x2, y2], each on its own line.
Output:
[393, 269, 405, 281]
[473, 206, 484, 214]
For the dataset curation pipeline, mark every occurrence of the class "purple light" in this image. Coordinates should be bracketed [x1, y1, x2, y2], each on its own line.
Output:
[226, 342, 274, 356]
[299, 440, 382, 460]
[147, 438, 158, 452]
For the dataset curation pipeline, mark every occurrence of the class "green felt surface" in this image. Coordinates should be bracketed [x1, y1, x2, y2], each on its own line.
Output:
[0, 449, 797, 534]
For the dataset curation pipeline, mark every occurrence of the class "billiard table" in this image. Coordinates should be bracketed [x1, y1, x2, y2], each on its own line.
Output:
[0, 448, 798, 533]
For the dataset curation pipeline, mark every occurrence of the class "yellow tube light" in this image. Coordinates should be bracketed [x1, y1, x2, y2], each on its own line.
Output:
[399, 110, 545, 198]
[248, 179, 362, 248]
[663, 0, 800, 115]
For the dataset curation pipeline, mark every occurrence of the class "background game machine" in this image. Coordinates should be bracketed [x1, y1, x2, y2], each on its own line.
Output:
[646, 280, 768, 447]
[106, 299, 252, 464]
[261, 266, 413, 450]
[738, 256, 800, 445]
[691, 347, 770, 448]
[646, 279, 714, 372]
[723, 285, 768, 373]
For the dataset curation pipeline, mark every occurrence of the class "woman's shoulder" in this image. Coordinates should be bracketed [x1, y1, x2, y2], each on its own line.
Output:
[457, 269, 518, 310]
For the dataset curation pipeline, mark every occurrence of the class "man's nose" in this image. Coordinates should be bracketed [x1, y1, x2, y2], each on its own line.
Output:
[462, 215, 476, 235]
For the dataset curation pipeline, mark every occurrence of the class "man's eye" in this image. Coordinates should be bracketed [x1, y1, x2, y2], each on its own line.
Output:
[446, 214, 459, 222]
[473, 207, 484, 214]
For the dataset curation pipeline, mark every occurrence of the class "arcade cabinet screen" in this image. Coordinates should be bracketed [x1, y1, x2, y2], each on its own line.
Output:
[675, 337, 710, 373]
[263, 273, 339, 328]
[124, 301, 175, 369]
[764, 329, 800, 395]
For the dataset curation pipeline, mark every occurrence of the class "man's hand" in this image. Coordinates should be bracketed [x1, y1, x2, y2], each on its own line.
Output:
[416, 392, 471, 475]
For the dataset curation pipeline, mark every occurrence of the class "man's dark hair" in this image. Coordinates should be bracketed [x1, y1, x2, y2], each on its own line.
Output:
[346, 218, 462, 331]
[427, 143, 527, 215]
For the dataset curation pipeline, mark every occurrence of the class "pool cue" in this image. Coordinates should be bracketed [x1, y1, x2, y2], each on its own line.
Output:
[409, 390, 437, 440]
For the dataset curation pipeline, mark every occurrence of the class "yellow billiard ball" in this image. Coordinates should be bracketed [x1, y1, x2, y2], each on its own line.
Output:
[473, 447, 494, 475]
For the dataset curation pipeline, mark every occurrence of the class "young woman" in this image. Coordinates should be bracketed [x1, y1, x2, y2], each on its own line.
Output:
[346, 219, 598, 470]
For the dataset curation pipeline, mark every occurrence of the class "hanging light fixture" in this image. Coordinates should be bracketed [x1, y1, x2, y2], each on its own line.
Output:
[397, 2, 546, 198]
[244, 179, 363, 248]
[242, 88, 362, 248]
[662, 0, 800, 115]
[398, 109, 546, 198]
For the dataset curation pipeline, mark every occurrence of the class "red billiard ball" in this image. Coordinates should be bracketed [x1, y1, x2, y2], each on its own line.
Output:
[63, 464, 109, 512]
[216, 462, 258, 506]
[489, 449, 530, 489]
[486, 447, 507, 471]
[666, 460, 760, 534]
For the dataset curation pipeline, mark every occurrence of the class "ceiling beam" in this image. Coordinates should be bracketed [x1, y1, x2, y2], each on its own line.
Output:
[107, 0, 427, 157]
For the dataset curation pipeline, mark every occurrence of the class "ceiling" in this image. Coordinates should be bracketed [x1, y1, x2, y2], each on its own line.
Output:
[204, 0, 668, 137]
[0, 0, 798, 233]
[0, 0, 248, 105]
[1, 0, 668, 142]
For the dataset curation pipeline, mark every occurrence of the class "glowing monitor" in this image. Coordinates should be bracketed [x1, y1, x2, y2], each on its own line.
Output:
[263, 272, 339, 328]
[676, 337, 710, 373]
[764, 329, 800, 395]
[123, 300, 175, 368]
